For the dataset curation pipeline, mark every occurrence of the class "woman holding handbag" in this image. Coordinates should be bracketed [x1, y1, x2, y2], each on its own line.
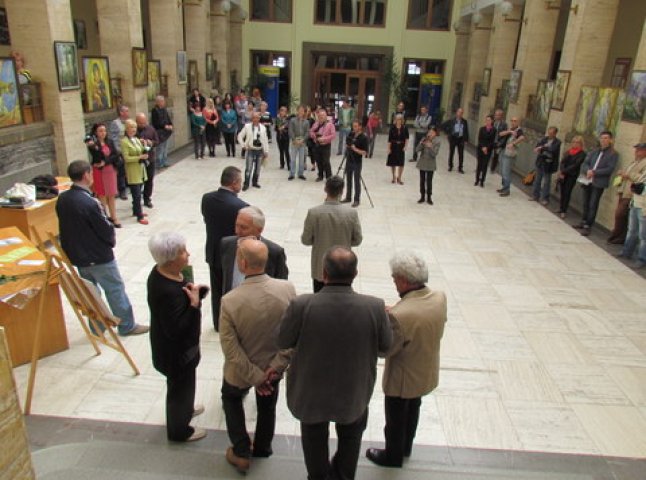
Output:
[556, 136, 586, 218]
[85, 122, 121, 227]
[121, 119, 149, 225]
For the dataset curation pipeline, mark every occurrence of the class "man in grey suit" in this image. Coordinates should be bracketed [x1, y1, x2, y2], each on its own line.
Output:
[366, 251, 447, 468]
[220, 205, 288, 295]
[301, 176, 362, 292]
[220, 239, 296, 473]
[279, 246, 392, 480]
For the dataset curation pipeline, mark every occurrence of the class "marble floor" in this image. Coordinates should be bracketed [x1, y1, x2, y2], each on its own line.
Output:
[12, 134, 646, 460]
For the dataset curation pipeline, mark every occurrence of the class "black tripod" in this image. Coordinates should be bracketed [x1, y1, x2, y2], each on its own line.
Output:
[336, 151, 375, 208]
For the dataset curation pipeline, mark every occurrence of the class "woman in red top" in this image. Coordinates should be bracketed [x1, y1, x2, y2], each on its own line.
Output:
[366, 110, 382, 159]
[203, 98, 220, 157]
[85, 123, 121, 227]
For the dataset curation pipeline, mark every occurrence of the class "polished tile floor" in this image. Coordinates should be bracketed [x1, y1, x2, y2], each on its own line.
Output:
[13, 134, 646, 460]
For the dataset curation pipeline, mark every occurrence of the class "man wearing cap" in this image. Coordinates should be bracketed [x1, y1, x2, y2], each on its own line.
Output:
[618, 142, 646, 269]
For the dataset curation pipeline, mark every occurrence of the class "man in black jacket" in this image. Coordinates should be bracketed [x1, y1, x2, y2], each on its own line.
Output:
[442, 107, 469, 173]
[201, 166, 248, 330]
[56, 160, 148, 336]
[151, 95, 173, 169]
[530, 127, 562, 205]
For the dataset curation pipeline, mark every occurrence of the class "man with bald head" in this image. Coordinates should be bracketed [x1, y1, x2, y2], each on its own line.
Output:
[279, 246, 392, 480]
[219, 205, 288, 299]
[237, 111, 269, 190]
[219, 238, 296, 473]
[136, 112, 159, 209]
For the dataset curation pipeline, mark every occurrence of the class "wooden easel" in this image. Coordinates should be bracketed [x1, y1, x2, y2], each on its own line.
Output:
[24, 230, 140, 414]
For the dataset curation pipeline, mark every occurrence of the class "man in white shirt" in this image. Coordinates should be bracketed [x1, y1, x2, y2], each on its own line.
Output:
[237, 112, 269, 190]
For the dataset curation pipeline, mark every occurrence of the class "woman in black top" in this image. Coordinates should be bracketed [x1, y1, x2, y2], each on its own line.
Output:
[557, 136, 586, 218]
[475, 115, 496, 187]
[387, 114, 409, 184]
[147, 232, 208, 442]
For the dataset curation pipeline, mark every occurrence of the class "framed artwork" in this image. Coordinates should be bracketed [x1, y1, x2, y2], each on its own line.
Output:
[622, 70, 646, 123]
[206, 53, 214, 81]
[54, 41, 80, 91]
[573, 86, 598, 135]
[593, 88, 624, 135]
[82, 56, 112, 112]
[147, 60, 161, 102]
[73, 20, 87, 50]
[482, 68, 491, 96]
[0, 58, 22, 127]
[473, 82, 482, 103]
[132, 48, 148, 87]
[500, 79, 510, 111]
[610, 58, 631, 88]
[551, 70, 570, 111]
[535, 80, 554, 124]
[177, 51, 187, 85]
[188, 60, 198, 91]
[509, 70, 522, 104]
[0, 8, 10, 46]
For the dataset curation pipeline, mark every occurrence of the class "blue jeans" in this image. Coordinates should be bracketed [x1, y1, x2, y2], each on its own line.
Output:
[244, 149, 263, 186]
[290, 144, 306, 177]
[156, 140, 169, 167]
[77, 260, 136, 335]
[500, 153, 513, 192]
[532, 166, 552, 201]
[621, 206, 646, 262]
[337, 127, 351, 155]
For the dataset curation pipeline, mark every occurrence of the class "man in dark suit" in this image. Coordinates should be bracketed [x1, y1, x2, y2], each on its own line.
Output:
[201, 166, 248, 330]
[220, 205, 288, 295]
[279, 246, 392, 480]
[441, 107, 469, 173]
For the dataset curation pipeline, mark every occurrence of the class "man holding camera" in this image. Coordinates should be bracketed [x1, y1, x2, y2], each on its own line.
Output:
[341, 120, 368, 208]
[309, 108, 337, 182]
[237, 112, 269, 191]
[530, 126, 561, 205]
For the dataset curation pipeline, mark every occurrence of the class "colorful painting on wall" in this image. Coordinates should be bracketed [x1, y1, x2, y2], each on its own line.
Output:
[508, 70, 522, 104]
[536, 80, 554, 124]
[206, 53, 214, 82]
[147, 60, 161, 102]
[83, 56, 112, 112]
[132, 48, 148, 87]
[177, 51, 187, 85]
[0, 58, 22, 127]
[573, 86, 598, 135]
[54, 41, 80, 91]
[482, 68, 491, 97]
[622, 71, 646, 123]
[592, 88, 624, 135]
[551, 70, 570, 111]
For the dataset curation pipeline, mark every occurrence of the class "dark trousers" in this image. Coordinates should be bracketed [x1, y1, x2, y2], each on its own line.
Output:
[278, 135, 291, 169]
[475, 148, 490, 184]
[143, 160, 155, 203]
[559, 175, 577, 213]
[344, 158, 362, 202]
[117, 158, 127, 195]
[193, 133, 205, 158]
[300, 409, 368, 480]
[221, 379, 280, 458]
[129, 183, 143, 220]
[608, 196, 631, 243]
[313, 279, 325, 293]
[448, 137, 465, 170]
[313, 144, 332, 179]
[419, 170, 434, 199]
[166, 368, 196, 441]
[383, 396, 422, 464]
[208, 262, 223, 331]
[223, 132, 236, 156]
[581, 184, 605, 227]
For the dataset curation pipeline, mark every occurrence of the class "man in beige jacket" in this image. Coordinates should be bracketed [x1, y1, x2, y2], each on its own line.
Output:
[366, 251, 447, 468]
[301, 175, 362, 292]
[219, 238, 296, 473]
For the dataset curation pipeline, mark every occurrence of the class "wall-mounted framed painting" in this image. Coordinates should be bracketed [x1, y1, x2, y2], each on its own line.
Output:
[54, 41, 80, 91]
[622, 70, 646, 124]
[0, 58, 22, 127]
[206, 53, 214, 81]
[132, 47, 148, 87]
[188, 60, 198, 91]
[482, 67, 491, 97]
[82, 56, 112, 112]
[177, 51, 187, 85]
[535, 80, 554, 124]
[147, 60, 161, 102]
[0, 8, 10, 46]
[509, 69, 522, 104]
[551, 70, 570, 111]
[73, 20, 87, 50]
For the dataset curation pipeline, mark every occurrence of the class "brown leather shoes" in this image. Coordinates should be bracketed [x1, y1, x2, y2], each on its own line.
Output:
[226, 447, 250, 473]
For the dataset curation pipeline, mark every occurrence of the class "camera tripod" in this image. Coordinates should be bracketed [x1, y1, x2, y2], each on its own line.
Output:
[336, 151, 375, 208]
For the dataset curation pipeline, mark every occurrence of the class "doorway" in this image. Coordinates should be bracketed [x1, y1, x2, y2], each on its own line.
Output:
[314, 70, 379, 119]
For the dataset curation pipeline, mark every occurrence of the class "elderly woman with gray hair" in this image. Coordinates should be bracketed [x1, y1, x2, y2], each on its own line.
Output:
[147, 232, 209, 442]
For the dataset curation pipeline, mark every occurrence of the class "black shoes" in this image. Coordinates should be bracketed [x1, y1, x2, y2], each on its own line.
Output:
[242, 184, 249, 191]
[253, 183, 261, 189]
[459, 168, 465, 174]
[365, 448, 402, 468]
[417, 197, 425, 204]
[352, 201, 360, 208]
[427, 197, 433, 205]
[144, 200, 153, 208]
[298, 175, 307, 180]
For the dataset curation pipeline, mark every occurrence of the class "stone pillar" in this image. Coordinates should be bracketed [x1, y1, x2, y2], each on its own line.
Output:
[507, 0, 560, 122]
[462, 14, 492, 140]
[210, 0, 230, 93]
[449, 31, 470, 112]
[5, 0, 86, 174]
[96, 0, 147, 116]
[184, 0, 210, 93]
[548, 0, 620, 134]
[228, 7, 244, 91]
[479, 3, 522, 118]
[148, 0, 189, 145]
